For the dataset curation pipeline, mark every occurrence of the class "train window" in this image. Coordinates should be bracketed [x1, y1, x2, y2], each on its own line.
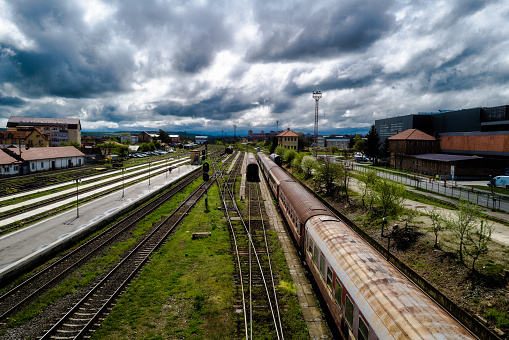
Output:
[334, 279, 342, 308]
[320, 255, 326, 278]
[308, 236, 313, 255]
[345, 296, 354, 329]
[358, 316, 369, 340]
[313, 246, 319, 266]
[326, 267, 333, 291]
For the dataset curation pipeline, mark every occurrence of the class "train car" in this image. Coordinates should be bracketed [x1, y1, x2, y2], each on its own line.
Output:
[270, 153, 282, 167]
[305, 215, 476, 340]
[257, 153, 477, 340]
[278, 179, 333, 250]
[258, 152, 288, 198]
[246, 152, 260, 182]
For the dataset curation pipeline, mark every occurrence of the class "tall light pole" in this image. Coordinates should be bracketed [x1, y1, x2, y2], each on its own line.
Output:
[313, 91, 322, 158]
[148, 162, 151, 186]
[75, 176, 81, 218]
[121, 168, 125, 199]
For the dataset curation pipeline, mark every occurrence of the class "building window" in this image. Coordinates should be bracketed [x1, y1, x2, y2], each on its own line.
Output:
[31, 163, 35, 170]
[41, 162, 44, 168]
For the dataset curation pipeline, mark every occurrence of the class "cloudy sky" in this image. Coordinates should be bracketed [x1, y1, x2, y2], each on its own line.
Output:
[0, 0, 508, 135]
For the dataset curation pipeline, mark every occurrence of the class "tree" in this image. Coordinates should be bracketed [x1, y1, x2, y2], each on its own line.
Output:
[442, 198, 481, 264]
[380, 138, 391, 159]
[300, 155, 317, 178]
[373, 178, 406, 216]
[426, 206, 444, 248]
[358, 169, 378, 208]
[58, 141, 82, 150]
[275, 146, 286, 158]
[158, 129, 170, 144]
[353, 135, 366, 154]
[113, 144, 128, 158]
[269, 136, 278, 154]
[284, 149, 297, 164]
[466, 219, 494, 271]
[314, 157, 342, 196]
[365, 125, 381, 164]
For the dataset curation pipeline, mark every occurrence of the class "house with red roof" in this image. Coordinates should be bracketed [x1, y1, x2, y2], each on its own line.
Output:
[277, 128, 299, 151]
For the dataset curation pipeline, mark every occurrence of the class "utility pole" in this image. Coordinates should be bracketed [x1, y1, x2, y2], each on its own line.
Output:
[313, 91, 322, 158]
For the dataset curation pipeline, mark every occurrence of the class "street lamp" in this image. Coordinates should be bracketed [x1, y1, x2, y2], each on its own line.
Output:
[313, 91, 322, 158]
[121, 168, 125, 199]
[75, 177, 81, 218]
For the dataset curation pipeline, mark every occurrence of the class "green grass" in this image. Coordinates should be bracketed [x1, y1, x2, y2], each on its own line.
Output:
[485, 308, 509, 328]
[91, 184, 236, 339]
[4, 178, 202, 328]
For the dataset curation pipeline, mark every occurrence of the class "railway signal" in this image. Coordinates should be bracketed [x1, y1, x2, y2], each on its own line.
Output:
[203, 161, 209, 181]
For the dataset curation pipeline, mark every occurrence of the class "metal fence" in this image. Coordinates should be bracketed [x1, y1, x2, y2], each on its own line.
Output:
[354, 165, 507, 212]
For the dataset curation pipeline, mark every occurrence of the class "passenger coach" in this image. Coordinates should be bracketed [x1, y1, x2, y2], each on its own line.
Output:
[257, 152, 477, 340]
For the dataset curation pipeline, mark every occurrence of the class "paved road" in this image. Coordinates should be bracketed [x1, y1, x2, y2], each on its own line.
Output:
[0, 164, 199, 280]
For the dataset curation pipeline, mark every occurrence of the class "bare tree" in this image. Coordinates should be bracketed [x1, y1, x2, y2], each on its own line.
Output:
[466, 219, 494, 271]
[358, 169, 377, 209]
[426, 206, 444, 248]
[442, 198, 481, 264]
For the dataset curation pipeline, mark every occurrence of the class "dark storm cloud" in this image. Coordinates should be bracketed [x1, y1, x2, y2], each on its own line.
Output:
[154, 94, 258, 120]
[0, 0, 508, 134]
[246, 0, 394, 62]
[2, 0, 135, 98]
[0, 95, 25, 107]
[115, 0, 233, 74]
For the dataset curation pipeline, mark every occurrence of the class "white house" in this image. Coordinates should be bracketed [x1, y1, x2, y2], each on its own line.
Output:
[19, 146, 85, 174]
[0, 150, 22, 176]
[120, 135, 139, 144]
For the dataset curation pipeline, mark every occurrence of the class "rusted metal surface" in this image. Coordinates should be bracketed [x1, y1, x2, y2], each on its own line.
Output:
[279, 180, 333, 224]
[306, 215, 477, 340]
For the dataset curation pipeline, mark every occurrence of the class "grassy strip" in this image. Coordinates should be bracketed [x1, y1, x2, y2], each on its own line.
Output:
[3, 179, 201, 329]
[91, 183, 236, 339]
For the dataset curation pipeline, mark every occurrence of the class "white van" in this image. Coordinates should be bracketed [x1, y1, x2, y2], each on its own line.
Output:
[487, 176, 509, 188]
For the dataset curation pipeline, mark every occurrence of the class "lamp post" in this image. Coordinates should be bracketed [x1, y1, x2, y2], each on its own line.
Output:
[313, 91, 322, 158]
[75, 177, 81, 218]
[148, 162, 151, 186]
[121, 168, 125, 199]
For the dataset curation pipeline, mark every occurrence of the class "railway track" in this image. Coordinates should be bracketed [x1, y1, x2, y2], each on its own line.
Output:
[0, 159, 188, 224]
[0, 169, 201, 324]
[38, 173, 215, 339]
[216, 153, 283, 339]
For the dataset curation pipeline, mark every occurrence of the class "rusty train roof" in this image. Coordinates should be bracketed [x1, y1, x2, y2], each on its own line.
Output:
[306, 215, 477, 340]
[279, 180, 334, 224]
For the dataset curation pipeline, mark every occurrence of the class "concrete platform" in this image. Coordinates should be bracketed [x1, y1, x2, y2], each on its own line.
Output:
[0, 164, 199, 283]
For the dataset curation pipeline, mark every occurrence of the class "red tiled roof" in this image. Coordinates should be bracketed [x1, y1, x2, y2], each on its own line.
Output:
[277, 129, 299, 137]
[0, 130, 31, 139]
[387, 129, 435, 141]
[18, 146, 85, 161]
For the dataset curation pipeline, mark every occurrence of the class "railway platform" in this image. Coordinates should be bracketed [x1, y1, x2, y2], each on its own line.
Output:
[0, 164, 199, 283]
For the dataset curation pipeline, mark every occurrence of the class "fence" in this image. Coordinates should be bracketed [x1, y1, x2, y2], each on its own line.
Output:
[354, 165, 507, 212]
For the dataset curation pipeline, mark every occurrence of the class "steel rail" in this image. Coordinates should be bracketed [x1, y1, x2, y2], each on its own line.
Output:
[0, 170, 201, 322]
[40, 170, 213, 339]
